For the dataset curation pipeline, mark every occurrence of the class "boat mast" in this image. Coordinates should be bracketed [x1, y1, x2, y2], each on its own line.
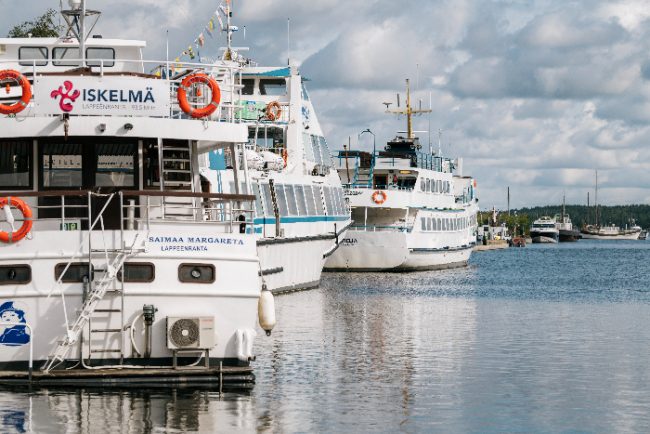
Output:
[595, 170, 599, 227]
[385, 79, 432, 141]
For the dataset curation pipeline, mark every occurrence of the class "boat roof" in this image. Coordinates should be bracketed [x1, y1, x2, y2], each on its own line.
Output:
[242, 66, 291, 77]
[0, 38, 147, 48]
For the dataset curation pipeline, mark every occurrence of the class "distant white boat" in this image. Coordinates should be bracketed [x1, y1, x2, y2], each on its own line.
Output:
[530, 216, 559, 243]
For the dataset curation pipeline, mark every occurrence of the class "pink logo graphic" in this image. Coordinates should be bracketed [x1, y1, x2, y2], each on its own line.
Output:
[50, 81, 80, 112]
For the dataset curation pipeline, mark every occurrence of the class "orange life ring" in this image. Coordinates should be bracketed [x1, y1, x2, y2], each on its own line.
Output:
[177, 73, 221, 118]
[0, 70, 31, 115]
[0, 197, 32, 243]
[265, 101, 282, 121]
[371, 190, 387, 205]
[281, 148, 288, 168]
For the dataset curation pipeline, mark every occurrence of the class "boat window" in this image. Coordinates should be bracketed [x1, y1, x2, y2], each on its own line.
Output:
[86, 47, 115, 67]
[259, 79, 286, 96]
[18, 47, 48, 66]
[42, 143, 83, 188]
[426, 179, 431, 192]
[304, 185, 317, 215]
[337, 188, 347, 215]
[0, 140, 32, 189]
[323, 187, 334, 215]
[420, 178, 425, 191]
[274, 183, 289, 216]
[52, 47, 81, 67]
[427, 218, 432, 231]
[55, 263, 93, 283]
[178, 263, 215, 284]
[95, 142, 136, 187]
[295, 185, 307, 216]
[301, 81, 311, 101]
[252, 182, 263, 217]
[261, 183, 274, 217]
[421, 217, 426, 231]
[119, 263, 155, 283]
[285, 185, 298, 216]
[242, 79, 255, 95]
[303, 133, 316, 162]
[0, 265, 31, 285]
[318, 137, 332, 167]
[310, 135, 323, 166]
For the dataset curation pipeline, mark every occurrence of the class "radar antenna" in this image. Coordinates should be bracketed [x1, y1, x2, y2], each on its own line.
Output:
[60, 0, 101, 66]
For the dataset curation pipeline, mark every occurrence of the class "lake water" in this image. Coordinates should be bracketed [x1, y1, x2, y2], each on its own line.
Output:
[2, 240, 650, 433]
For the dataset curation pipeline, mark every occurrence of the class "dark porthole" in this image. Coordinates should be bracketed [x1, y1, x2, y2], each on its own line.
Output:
[55, 263, 93, 283]
[178, 264, 215, 284]
[0, 265, 31, 285]
[119, 263, 155, 283]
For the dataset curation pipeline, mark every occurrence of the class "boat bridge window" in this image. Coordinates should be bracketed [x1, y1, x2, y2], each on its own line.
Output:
[53, 47, 81, 67]
[86, 47, 115, 67]
[18, 47, 48, 66]
[242, 79, 255, 95]
[0, 265, 31, 285]
[252, 183, 263, 217]
[305, 185, 317, 215]
[259, 79, 286, 96]
[95, 143, 136, 187]
[0, 140, 32, 189]
[295, 185, 307, 216]
[261, 183, 274, 217]
[274, 183, 289, 216]
[285, 185, 298, 216]
[42, 143, 83, 188]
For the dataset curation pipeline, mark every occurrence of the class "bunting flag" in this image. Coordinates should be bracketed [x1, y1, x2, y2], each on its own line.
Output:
[176, 1, 231, 61]
[205, 26, 214, 38]
[198, 33, 205, 47]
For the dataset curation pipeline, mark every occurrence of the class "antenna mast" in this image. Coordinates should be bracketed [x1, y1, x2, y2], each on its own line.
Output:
[385, 79, 431, 140]
[61, 0, 101, 64]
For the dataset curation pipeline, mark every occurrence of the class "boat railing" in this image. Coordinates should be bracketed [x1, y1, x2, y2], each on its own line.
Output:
[0, 58, 247, 123]
[349, 225, 408, 233]
[0, 190, 255, 234]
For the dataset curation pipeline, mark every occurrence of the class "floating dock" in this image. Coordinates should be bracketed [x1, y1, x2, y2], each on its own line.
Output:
[474, 241, 509, 252]
[0, 365, 254, 390]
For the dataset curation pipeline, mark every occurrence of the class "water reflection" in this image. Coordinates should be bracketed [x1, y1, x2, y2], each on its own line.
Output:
[2, 242, 650, 432]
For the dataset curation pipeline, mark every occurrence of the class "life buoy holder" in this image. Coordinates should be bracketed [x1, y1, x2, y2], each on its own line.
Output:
[177, 73, 221, 119]
[0, 197, 32, 243]
[265, 101, 282, 121]
[372, 190, 387, 205]
[0, 70, 31, 115]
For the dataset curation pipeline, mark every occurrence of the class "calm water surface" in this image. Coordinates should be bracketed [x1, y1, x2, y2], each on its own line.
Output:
[2, 240, 650, 433]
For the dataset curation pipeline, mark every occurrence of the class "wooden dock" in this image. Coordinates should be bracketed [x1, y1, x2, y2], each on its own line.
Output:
[474, 241, 510, 252]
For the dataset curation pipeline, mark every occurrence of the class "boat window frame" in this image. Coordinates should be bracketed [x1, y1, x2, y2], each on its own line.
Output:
[304, 185, 317, 215]
[18, 46, 48, 66]
[54, 262, 93, 283]
[0, 265, 32, 285]
[85, 47, 116, 67]
[52, 47, 81, 67]
[0, 139, 34, 190]
[285, 184, 299, 216]
[178, 263, 215, 284]
[118, 262, 155, 283]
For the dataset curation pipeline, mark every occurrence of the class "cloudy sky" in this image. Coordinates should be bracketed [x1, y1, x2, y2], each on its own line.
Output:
[3, 0, 650, 209]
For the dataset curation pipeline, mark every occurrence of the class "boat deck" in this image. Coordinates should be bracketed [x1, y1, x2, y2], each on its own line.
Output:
[0, 365, 255, 389]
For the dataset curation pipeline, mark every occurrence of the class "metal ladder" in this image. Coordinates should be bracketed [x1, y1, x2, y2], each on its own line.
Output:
[160, 141, 196, 219]
[42, 250, 130, 372]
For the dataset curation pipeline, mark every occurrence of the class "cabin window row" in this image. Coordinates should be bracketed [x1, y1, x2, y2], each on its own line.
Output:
[252, 183, 347, 219]
[420, 215, 473, 232]
[18, 46, 116, 67]
[420, 178, 451, 194]
[303, 134, 332, 167]
[0, 262, 218, 286]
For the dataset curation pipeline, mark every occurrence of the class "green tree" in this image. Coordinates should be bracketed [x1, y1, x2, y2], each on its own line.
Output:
[8, 9, 62, 38]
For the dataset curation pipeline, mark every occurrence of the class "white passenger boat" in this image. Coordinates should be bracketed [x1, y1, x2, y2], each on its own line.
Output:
[530, 217, 559, 243]
[0, 1, 273, 383]
[201, 12, 352, 293]
[580, 224, 641, 240]
[325, 80, 478, 271]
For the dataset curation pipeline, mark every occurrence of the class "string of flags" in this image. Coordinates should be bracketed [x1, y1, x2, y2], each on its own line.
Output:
[173, 0, 238, 67]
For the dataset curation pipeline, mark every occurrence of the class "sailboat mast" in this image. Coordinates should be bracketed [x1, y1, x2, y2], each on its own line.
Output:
[595, 170, 599, 226]
[406, 79, 413, 139]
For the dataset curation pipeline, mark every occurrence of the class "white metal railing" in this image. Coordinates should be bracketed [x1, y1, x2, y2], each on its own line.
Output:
[0, 58, 246, 123]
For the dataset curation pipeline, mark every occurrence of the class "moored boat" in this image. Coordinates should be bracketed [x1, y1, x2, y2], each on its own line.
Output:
[0, 1, 273, 384]
[324, 80, 478, 271]
[530, 216, 559, 243]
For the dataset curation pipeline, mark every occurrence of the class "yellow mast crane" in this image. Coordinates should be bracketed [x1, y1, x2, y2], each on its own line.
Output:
[385, 79, 432, 140]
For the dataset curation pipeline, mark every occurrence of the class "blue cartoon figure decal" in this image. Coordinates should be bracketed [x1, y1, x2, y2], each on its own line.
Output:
[0, 302, 30, 346]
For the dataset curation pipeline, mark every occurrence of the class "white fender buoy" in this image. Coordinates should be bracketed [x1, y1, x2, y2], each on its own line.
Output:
[244, 328, 256, 361]
[235, 329, 247, 362]
[258, 284, 276, 336]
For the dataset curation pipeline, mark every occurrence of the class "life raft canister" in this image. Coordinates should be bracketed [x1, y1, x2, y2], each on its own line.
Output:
[372, 190, 387, 205]
[0, 70, 31, 115]
[0, 197, 32, 243]
[177, 73, 221, 119]
[265, 101, 282, 121]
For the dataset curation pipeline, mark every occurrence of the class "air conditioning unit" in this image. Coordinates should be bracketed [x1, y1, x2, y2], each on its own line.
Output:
[166, 317, 216, 350]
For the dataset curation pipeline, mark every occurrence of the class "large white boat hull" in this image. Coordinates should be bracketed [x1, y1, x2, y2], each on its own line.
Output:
[324, 230, 472, 271]
[580, 232, 640, 240]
